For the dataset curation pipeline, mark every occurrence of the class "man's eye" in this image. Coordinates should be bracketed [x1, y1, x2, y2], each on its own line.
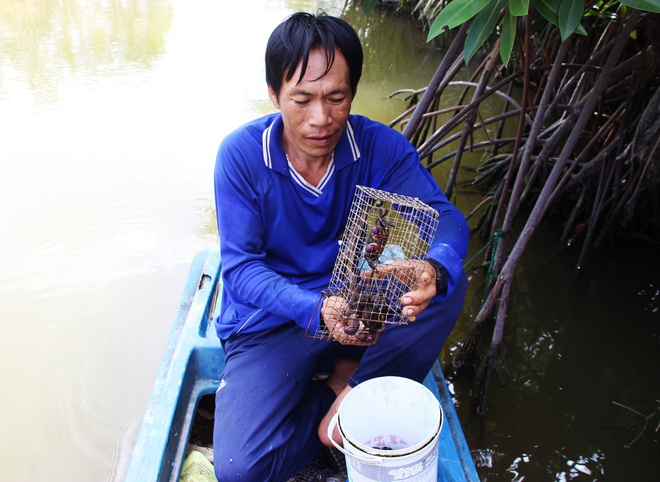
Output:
[294, 100, 310, 106]
[329, 98, 345, 104]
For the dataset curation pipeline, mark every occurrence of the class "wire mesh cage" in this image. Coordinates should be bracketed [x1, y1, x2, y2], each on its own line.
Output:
[307, 185, 440, 345]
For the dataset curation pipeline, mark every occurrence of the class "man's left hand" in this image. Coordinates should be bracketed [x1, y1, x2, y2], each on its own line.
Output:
[364, 259, 436, 322]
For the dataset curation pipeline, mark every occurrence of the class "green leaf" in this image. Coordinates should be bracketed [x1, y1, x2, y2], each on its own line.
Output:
[510, 0, 530, 16]
[427, 0, 494, 41]
[500, 8, 517, 67]
[575, 22, 587, 36]
[464, 0, 505, 63]
[558, 0, 585, 42]
[363, 0, 379, 15]
[619, 0, 660, 13]
[532, 0, 561, 25]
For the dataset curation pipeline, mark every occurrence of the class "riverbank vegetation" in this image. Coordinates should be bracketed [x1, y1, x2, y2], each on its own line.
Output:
[361, 0, 659, 412]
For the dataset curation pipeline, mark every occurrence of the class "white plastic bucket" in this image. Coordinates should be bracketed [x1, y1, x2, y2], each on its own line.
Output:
[327, 376, 443, 482]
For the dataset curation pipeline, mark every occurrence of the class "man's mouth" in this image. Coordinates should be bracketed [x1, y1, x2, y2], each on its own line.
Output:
[307, 134, 334, 147]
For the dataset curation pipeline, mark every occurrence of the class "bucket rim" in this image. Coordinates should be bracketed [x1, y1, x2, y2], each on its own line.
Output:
[337, 409, 443, 458]
[336, 376, 444, 457]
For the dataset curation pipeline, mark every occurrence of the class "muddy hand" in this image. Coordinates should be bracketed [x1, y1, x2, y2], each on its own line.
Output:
[364, 259, 436, 322]
[321, 296, 357, 344]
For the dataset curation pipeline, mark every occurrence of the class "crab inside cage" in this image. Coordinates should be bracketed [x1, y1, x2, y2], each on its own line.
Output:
[307, 185, 440, 346]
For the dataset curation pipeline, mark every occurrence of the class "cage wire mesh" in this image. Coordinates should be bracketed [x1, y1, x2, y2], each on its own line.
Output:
[307, 185, 439, 345]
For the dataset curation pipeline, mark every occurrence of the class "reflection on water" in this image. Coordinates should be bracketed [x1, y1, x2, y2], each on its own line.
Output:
[0, 1, 289, 480]
[447, 218, 660, 480]
[638, 283, 659, 315]
[0, 0, 173, 104]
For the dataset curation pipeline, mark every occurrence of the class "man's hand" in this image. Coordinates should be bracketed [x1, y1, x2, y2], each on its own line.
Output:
[364, 259, 436, 322]
[321, 295, 358, 344]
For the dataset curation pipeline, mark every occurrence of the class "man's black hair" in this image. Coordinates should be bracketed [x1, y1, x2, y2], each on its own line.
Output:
[265, 12, 363, 98]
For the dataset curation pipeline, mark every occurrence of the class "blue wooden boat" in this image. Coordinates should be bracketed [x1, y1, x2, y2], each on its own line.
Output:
[125, 249, 480, 481]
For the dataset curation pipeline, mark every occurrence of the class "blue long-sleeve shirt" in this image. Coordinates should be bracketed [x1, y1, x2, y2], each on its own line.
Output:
[214, 113, 468, 340]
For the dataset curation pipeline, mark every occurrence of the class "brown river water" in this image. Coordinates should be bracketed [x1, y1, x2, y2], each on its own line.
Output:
[0, 1, 657, 480]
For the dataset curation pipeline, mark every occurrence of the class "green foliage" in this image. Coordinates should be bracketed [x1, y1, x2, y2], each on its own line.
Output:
[363, 0, 379, 15]
[619, 0, 660, 13]
[500, 8, 517, 66]
[533, 0, 560, 24]
[426, 0, 493, 39]
[361, 0, 659, 65]
[558, 0, 585, 40]
[465, 0, 506, 62]
[510, 0, 530, 16]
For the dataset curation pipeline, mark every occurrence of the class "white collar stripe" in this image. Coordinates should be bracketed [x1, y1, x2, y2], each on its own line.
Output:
[262, 124, 273, 169]
[346, 121, 360, 161]
[316, 159, 335, 191]
[262, 118, 359, 170]
[287, 160, 323, 196]
[286, 154, 335, 197]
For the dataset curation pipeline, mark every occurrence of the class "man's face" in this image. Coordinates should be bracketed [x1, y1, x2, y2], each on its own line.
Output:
[268, 47, 354, 164]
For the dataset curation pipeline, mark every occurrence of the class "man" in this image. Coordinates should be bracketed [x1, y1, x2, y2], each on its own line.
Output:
[213, 11, 468, 482]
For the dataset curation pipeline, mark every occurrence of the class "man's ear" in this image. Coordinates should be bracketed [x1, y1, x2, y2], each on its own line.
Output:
[267, 85, 280, 109]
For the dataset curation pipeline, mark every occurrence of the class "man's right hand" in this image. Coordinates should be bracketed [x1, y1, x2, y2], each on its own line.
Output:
[321, 295, 357, 345]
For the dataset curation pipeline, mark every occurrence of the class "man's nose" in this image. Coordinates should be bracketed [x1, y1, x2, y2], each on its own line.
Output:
[309, 101, 331, 126]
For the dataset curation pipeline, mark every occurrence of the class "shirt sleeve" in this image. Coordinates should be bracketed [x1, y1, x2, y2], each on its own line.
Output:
[214, 134, 320, 331]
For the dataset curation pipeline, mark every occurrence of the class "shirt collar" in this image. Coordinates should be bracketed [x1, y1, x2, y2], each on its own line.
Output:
[261, 114, 361, 175]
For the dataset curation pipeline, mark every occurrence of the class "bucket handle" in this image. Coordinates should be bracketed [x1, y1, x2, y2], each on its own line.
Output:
[326, 412, 383, 466]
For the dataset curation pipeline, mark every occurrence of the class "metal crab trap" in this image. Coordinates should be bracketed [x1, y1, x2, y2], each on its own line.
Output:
[307, 185, 440, 346]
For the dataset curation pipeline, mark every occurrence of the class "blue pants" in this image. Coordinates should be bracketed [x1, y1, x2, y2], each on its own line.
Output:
[213, 272, 467, 482]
